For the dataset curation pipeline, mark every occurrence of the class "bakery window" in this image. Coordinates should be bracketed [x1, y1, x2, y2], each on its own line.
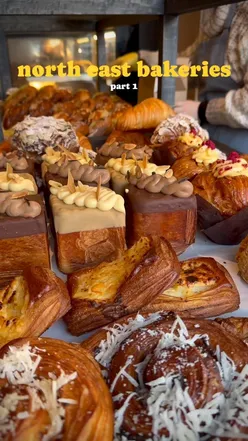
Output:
[7, 32, 116, 92]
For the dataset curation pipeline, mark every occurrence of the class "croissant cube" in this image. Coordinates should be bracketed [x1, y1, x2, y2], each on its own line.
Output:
[0, 337, 113, 440]
[116, 98, 175, 131]
[142, 257, 240, 317]
[0, 194, 50, 277]
[50, 191, 126, 274]
[125, 184, 197, 255]
[65, 236, 180, 335]
[0, 266, 70, 348]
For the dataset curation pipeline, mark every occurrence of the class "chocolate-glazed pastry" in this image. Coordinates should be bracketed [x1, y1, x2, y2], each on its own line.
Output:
[125, 169, 197, 254]
[49, 176, 126, 274]
[95, 140, 153, 166]
[0, 192, 50, 278]
[0, 150, 35, 175]
[12, 115, 80, 161]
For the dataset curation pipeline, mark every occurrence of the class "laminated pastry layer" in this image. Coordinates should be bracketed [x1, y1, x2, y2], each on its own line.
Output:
[50, 195, 125, 234]
[0, 195, 47, 239]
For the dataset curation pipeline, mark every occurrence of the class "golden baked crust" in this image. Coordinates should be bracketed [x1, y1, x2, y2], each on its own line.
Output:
[0, 233, 50, 276]
[116, 98, 175, 131]
[106, 130, 148, 145]
[0, 337, 113, 441]
[192, 172, 248, 216]
[56, 227, 126, 274]
[215, 317, 248, 344]
[65, 236, 180, 334]
[142, 257, 240, 317]
[172, 155, 206, 180]
[236, 235, 248, 283]
[0, 266, 70, 348]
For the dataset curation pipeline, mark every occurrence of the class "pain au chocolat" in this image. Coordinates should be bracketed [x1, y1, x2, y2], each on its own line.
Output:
[49, 174, 126, 274]
[0, 266, 70, 348]
[65, 236, 180, 335]
[193, 152, 248, 244]
[106, 154, 170, 197]
[125, 167, 197, 254]
[0, 337, 113, 441]
[142, 257, 240, 317]
[82, 313, 248, 441]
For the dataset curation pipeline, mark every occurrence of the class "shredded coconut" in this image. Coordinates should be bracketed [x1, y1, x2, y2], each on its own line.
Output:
[0, 343, 77, 440]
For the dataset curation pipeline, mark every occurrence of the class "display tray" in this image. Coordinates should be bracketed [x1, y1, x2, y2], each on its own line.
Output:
[43, 229, 248, 344]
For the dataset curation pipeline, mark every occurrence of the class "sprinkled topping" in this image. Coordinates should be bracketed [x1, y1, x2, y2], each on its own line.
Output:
[212, 155, 248, 178]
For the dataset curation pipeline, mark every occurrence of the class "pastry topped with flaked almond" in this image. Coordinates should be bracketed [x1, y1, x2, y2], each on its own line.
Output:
[0, 164, 37, 194]
[96, 139, 153, 166]
[49, 173, 126, 274]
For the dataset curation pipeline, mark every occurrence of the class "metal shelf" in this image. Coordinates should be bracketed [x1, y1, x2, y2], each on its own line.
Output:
[0, 0, 240, 142]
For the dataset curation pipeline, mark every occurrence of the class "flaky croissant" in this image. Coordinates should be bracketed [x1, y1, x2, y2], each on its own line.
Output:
[0, 266, 70, 348]
[172, 155, 206, 180]
[192, 172, 248, 216]
[65, 236, 180, 335]
[116, 98, 175, 131]
[142, 257, 240, 317]
[215, 317, 248, 344]
[0, 337, 113, 440]
[236, 235, 248, 283]
[83, 312, 248, 440]
[106, 130, 148, 146]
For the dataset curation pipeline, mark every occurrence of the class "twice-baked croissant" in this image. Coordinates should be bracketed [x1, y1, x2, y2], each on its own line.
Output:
[83, 312, 248, 440]
[116, 98, 175, 131]
[65, 236, 180, 334]
[0, 266, 70, 348]
[0, 337, 113, 440]
[172, 155, 206, 180]
[142, 257, 240, 317]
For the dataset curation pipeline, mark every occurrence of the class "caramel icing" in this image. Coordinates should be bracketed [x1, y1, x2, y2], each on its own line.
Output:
[99, 141, 152, 160]
[49, 181, 125, 213]
[42, 147, 91, 166]
[48, 161, 110, 184]
[0, 192, 41, 217]
[212, 157, 248, 178]
[0, 171, 37, 193]
[0, 151, 28, 171]
[178, 132, 203, 148]
[192, 145, 226, 166]
[128, 171, 193, 198]
[106, 158, 170, 176]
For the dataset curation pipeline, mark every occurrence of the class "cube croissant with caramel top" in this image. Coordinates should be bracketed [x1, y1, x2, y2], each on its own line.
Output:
[49, 172, 126, 274]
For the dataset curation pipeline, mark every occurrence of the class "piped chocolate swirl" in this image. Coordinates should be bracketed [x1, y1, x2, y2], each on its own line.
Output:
[0, 192, 41, 217]
[98, 140, 153, 160]
[48, 161, 110, 185]
[0, 150, 29, 171]
[128, 168, 193, 198]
